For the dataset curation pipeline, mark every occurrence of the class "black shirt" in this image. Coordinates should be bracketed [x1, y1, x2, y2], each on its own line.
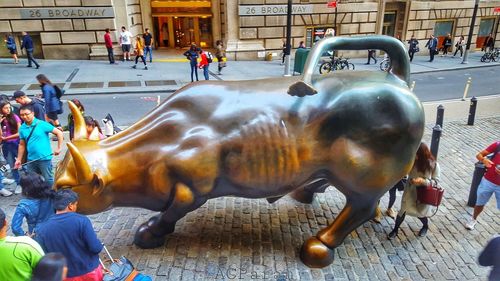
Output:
[143, 33, 153, 46]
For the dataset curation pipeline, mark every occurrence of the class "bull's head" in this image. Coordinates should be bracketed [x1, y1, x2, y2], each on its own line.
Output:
[55, 101, 112, 214]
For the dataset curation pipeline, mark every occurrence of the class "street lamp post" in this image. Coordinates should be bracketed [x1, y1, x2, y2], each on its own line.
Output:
[283, 0, 292, 76]
[462, 0, 480, 64]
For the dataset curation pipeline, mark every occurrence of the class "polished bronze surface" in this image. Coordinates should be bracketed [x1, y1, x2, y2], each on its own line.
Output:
[55, 35, 424, 268]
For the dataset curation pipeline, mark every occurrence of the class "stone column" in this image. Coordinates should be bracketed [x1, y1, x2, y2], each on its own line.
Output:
[140, 0, 153, 33]
[225, 0, 264, 60]
[211, 0, 221, 47]
[376, 0, 386, 35]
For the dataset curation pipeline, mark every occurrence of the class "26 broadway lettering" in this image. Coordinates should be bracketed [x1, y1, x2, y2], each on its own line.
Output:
[260, 5, 307, 14]
[47, 9, 106, 18]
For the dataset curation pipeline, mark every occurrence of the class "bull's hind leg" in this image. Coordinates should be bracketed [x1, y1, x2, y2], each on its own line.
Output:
[134, 182, 209, 249]
[300, 195, 378, 268]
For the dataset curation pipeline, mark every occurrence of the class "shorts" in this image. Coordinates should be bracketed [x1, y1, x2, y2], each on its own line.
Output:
[476, 177, 500, 209]
[46, 111, 59, 121]
[122, 44, 131, 52]
[9, 49, 17, 55]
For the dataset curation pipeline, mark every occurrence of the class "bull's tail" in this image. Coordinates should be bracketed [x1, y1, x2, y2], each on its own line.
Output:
[303, 35, 410, 85]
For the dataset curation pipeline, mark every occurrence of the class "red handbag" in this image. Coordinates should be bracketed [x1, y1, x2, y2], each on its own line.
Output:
[416, 182, 444, 207]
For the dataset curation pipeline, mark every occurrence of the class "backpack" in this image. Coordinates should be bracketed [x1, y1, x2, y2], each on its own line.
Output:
[54, 85, 64, 99]
[206, 52, 213, 63]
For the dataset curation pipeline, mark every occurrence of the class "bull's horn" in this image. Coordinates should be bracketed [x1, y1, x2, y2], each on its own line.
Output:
[68, 101, 86, 141]
[88, 127, 100, 141]
[66, 142, 93, 183]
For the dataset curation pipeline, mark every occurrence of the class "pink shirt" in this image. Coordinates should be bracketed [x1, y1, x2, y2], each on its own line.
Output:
[1, 114, 21, 143]
[484, 141, 500, 185]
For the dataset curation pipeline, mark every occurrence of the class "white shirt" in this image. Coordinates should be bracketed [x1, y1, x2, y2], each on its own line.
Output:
[120, 31, 132, 45]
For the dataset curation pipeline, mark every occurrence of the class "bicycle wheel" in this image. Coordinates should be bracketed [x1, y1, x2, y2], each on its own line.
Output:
[481, 55, 486, 62]
[348, 63, 355, 70]
[380, 61, 389, 71]
[485, 53, 492, 63]
[319, 62, 332, 74]
[492, 52, 499, 62]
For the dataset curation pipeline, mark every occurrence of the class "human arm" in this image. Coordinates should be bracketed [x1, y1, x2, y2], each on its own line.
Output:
[2, 117, 21, 141]
[11, 203, 28, 236]
[51, 127, 63, 155]
[15, 139, 26, 169]
[410, 163, 440, 186]
[83, 218, 104, 254]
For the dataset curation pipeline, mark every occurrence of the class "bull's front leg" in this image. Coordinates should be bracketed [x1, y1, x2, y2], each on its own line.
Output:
[300, 194, 379, 268]
[134, 181, 210, 248]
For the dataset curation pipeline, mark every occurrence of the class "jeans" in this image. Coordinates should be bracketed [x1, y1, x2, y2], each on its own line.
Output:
[26, 49, 39, 67]
[429, 48, 435, 61]
[190, 62, 199, 82]
[2, 142, 20, 184]
[144, 46, 153, 62]
[26, 160, 53, 187]
[107, 47, 115, 63]
[202, 65, 209, 80]
[135, 55, 147, 66]
[409, 51, 415, 62]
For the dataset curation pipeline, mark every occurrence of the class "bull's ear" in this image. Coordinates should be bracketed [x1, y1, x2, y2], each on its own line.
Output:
[287, 81, 318, 97]
[91, 170, 107, 197]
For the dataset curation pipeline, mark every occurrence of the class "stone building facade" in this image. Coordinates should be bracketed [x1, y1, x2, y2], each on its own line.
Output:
[0, 0, 499, 60]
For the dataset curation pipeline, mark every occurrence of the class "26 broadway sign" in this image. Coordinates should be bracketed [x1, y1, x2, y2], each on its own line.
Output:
[20, 7, 114, 19]
[239, 5, 313, 16]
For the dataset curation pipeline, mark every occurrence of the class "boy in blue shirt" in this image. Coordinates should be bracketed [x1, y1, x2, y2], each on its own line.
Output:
[35, 189, 104, 280]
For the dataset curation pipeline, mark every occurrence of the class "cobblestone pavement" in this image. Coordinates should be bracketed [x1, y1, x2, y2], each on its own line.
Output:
[0, 116, 498, 281]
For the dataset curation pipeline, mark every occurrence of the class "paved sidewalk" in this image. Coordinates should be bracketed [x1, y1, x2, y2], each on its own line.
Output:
[0, 115, 498, 281]
[0, 51, 498, 96]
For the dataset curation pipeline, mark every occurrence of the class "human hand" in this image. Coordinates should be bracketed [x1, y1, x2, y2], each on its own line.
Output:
[14, 159, 21, 169]
[483, 158, 494, 168]
[410, 177, 426, 185]
[53, 148, 60, 156]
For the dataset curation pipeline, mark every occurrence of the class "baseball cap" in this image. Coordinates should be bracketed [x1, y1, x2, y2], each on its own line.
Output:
[12, 90, 26, 100]
[53, 189, 79, 211]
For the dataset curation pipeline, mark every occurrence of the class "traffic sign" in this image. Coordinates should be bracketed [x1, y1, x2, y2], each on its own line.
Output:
[327, 1, 337, 8]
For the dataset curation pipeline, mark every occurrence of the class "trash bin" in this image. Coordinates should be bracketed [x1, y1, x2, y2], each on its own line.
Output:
[293, 48, 310, 74]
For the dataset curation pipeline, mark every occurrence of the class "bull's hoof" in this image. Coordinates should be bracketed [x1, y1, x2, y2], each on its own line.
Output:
[300, 237, 335, 268]
[133, 217, 175, 249]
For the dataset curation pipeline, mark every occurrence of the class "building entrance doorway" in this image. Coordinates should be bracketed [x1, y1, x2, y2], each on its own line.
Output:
[151, 0, 213, 49]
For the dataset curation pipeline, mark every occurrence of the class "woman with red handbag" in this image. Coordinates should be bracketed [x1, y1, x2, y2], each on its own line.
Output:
[388, 142, 441, 239]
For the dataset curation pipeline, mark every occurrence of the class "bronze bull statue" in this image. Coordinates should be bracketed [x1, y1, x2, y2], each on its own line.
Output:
[55, 36, 424, 268]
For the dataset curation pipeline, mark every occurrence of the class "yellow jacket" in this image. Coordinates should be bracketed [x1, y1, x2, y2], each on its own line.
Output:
[135, 39, 144, 56]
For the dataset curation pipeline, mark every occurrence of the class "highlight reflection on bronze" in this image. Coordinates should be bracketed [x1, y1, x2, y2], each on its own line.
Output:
[55, 35, 424, 268]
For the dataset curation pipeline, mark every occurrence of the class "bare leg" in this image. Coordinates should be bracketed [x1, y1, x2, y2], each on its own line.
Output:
[472, 205, 485, 219]
[300, 196, 379, 267]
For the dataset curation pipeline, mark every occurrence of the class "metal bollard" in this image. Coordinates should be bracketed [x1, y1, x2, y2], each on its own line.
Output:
[462, 77, 472, 101]
[467, 162, 485, 207]
[430, 124, 442, 159]
[467, 96, 477, 126]
[435, 104, 444, 128]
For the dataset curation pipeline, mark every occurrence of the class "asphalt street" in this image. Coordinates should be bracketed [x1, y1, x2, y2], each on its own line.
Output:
[62, 65, 500, 127]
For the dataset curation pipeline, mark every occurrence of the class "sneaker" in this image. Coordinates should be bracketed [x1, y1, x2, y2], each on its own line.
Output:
[1, 178, 15, 185]
[465, 219, 477, 230]
[14, 185, 22, 194]
[386, 208, 397, 219]
[0, 188, 13, 197]
[144, 66, 148, 70]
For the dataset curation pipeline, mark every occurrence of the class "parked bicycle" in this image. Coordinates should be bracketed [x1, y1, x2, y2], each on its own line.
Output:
[319, 55, 355, 74]
[480, 48, 499, 63]
[380, 57, 391, 71]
